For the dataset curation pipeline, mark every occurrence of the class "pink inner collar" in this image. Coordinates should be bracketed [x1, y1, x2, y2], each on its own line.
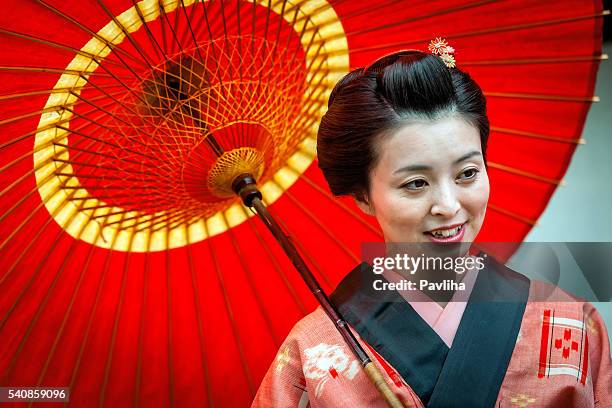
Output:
[382, 264, 479, 347]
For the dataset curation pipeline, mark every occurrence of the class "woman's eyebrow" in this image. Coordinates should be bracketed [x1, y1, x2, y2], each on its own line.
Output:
[454, 150, 482, 164]
[393, 150, 482, 175]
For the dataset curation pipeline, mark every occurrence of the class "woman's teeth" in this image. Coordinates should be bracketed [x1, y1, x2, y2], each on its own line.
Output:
[430, 225, 462, 238]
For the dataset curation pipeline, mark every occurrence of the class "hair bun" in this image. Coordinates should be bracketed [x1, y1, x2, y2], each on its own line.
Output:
[376, 53, 454, 114]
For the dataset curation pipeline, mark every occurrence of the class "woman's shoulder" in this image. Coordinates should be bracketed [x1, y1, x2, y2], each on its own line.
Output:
[285, 306, 344, 346]
[528, 278, 585, 302]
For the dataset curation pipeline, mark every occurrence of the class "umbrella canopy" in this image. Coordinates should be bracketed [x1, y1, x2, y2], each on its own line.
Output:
[0, 0, 605, 406]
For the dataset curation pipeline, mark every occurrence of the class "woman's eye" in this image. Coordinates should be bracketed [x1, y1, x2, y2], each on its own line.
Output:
[458, 168, 479, 181]
[403, 179, 428, 190]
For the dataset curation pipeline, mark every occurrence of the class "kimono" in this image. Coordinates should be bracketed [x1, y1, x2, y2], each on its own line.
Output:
[251, 255, 612, 407]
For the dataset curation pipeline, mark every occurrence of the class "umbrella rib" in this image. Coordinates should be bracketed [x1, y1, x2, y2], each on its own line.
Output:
[348, 0, 499, 38]
[0, 179, 95, 375]
[133, 244, 150, 408]
[176, 0, 201, 53]
[250, 1, 257, 82]
[33, 216, 102, 390]
[297, 173, 383, 238]
[257, 0, 273, 94]
[55, 122, 162, 162]
[0, 143, 115, 218]
[462, 54, 609, 66]
[0, 153, 148, 255]
[98, 0, 200, 148]
[0, 204, 54, 306]
[100, 207, 176, 230]
[137, 202, 178, 238]
[0, 161, 78, 250]
[219, 0, 235, 92]
[93, 0, 156, 69]
[178, 0, 207, 70]
[158, 0, 170, 55]
[235, 57, 293, 125]
[86, 210, 155, 229]
[53, 122, 161, 162]
[484, 91, 599, 103]
[0, 87, 124, 131]
[487, 203, 537, 226]
[235, 0, 243, 83]
[205, 231, 256, 397]
[290, 68, 331, 137]
[53, 141, 149, 166]
[0, 131, 108, 220]
[323, 53, 607, 73]
[165, 231, 176, 408]
[0, 225, 67, 384]
[246, 217, 308, 316]
[127, 0, 165, 61]
[261, 27, 331, 131]
[263, 199, 333, 292]
[199, 0, 229, 102]
[53, 159, 158, 177]
[0, 139, 130, 284]
[305, 0, 499, 45]
[0, 192, 47, 252]
[35, 0, 148, 68]
[282, 189, 359, 263]
[0, 83, 125, 102]
[492, 126, 585, 144]
[0, 135, 125, 283]
[224, 212, 281, 347]
[0, 93, 146, 154]
[278, 0, 301, 72]
[54, 111, 164, 161]
[172, 0, 185, 56]
[341, 10, 610, 55]
[487, 161, 564, 186]
[98, 215, 134, 408]
[9, 199, 101, 397]
[185, 231, 214, 408]
[0, 28, 131, 71]
[64, 226, 121, 406]
[79, 198, 166, 212]
[166, 0, 183, 56]
[130, 208, 201, 233]
[0, 65, 130, 78]
[72, 74, 151, 122]
[59, 95, 161, 150]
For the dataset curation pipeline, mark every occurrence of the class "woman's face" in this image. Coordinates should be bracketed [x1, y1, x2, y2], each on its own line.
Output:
[357, 115, 489, 244]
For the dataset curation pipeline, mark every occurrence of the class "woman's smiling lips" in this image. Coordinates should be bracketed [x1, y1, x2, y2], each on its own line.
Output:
[424, 222, 467, 243]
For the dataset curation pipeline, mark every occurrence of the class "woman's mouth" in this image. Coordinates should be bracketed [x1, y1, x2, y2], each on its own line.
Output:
[424, 223, 466, 243]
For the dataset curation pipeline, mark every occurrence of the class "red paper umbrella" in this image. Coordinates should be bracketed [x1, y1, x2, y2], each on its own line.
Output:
[0, 0, 605, 406]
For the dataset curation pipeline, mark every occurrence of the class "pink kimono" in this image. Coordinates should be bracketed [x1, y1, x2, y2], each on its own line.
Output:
[252, 258, 612, 407]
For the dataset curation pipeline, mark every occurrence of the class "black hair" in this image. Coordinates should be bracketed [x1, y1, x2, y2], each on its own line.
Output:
[317, 51, 489, 199]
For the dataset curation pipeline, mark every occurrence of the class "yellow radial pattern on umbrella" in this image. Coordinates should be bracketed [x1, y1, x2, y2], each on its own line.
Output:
[32, 0, 349, 252]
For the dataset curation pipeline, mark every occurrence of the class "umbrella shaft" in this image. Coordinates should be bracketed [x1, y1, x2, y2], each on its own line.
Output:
[249, 196, 408, 408]
[250, 197, 368, 359]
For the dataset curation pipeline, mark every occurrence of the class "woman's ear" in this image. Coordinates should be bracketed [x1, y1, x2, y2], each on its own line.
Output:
[353, 192, 375, 216]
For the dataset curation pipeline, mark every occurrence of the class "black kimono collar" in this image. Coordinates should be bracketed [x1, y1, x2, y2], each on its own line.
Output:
[330, 254, 530, 407]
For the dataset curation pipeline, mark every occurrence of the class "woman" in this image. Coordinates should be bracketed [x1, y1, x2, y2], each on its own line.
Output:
[252, 45, 612, 407]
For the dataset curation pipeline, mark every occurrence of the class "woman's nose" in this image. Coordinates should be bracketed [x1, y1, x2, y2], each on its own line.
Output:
[430, 184, 461, 217]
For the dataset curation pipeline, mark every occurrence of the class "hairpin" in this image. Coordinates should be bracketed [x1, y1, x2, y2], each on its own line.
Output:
[428, 37, 456, 68]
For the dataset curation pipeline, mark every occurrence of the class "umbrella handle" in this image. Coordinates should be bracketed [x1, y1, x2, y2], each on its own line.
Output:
[232, 174, 410, 408]
[364, 362, 409, 408]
